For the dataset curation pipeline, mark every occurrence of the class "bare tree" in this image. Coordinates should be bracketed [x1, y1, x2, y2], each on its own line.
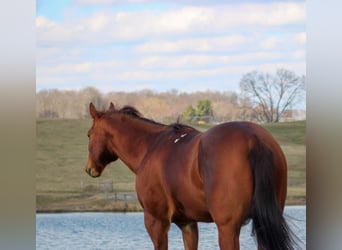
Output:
[239, 69, 305, 123]
[78, 87, 104, 118]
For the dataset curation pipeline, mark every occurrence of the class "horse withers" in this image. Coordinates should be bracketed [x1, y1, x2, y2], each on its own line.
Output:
[84, 102, 295, 250]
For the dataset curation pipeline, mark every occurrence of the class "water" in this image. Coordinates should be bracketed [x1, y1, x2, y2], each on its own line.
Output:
[36, 206, 306, 249]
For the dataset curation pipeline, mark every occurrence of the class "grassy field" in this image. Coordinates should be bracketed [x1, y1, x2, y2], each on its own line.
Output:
[36, 119, 306, 212]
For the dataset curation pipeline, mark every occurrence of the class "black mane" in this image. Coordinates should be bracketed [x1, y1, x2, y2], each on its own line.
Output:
[108, 105, 196, 132]
[114, 105, 164, 126]
[119, 106, 142, 118]
[169, 122, 198, 134]
[171, 123, 184, 132]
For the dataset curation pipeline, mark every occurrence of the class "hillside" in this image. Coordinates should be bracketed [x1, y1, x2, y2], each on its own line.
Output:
[36, 119, 306, 212]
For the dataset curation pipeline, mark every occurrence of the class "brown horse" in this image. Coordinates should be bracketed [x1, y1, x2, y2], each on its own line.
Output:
[84, 102, 295, 250]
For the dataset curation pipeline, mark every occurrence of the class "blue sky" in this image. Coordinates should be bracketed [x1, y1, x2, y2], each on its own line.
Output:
[36, 0, 305, 94]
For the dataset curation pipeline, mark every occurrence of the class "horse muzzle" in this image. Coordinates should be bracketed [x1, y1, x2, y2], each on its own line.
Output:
[85, 167, 101, 178]
[84, 156, 101, 178]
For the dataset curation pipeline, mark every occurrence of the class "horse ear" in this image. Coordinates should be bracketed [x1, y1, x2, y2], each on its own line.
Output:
[109, 102, 115, 110]
[89, 102, 98, 119]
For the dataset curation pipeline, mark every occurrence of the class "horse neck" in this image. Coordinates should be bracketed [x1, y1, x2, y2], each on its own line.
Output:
[105, 115, 165, 174]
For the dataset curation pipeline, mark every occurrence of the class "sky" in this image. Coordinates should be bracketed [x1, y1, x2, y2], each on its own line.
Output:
[36, 0, 306, 94]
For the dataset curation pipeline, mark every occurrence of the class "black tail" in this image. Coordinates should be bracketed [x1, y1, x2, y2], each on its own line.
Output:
[249, 140, 295, 250]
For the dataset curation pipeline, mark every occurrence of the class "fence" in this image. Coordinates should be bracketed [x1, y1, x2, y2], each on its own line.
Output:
[80, 179, 138, 201]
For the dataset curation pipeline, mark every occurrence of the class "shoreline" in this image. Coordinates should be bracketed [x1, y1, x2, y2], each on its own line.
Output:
[36, 205, 307, 214]
[36, 198, 306, 214]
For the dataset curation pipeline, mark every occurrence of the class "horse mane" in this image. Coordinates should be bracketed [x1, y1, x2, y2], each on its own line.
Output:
[109, 105, 165, 127]
[169, 122, 199, 134]
[170, 123, 184, 132]
[119, 106, 142, 118]
[107, 104, 196, 132]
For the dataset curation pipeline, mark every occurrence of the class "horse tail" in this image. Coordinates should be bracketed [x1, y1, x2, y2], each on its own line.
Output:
[249, 139, 295, 250]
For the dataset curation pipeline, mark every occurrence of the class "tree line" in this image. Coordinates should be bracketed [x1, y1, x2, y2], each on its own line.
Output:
[36, 69, 305, 123]
[36, 87, 243, 123]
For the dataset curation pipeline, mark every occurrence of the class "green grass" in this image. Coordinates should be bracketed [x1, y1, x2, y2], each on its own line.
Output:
[36, 119, 306, 211]
[263, 121, 306, 145]
[263, 121, 306, 204]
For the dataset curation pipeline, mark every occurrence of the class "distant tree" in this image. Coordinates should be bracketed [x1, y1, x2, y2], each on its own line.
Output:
[196, 99, 213, 117]
[36, 89, 61, 118]
[183, 105, 196, 122]
[140, 96, 168, 121]
[79, 87, 104, 118]
[37, 85, 305, 122]
[238, 96, 255, 121]
[239, 69, 305, 123]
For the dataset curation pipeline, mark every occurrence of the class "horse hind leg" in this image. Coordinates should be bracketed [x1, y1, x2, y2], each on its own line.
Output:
[216, 220, 241, 250]
[208, 173, 251, 250]
[176, 222, 199, 250]
[207, 175, 251, 249]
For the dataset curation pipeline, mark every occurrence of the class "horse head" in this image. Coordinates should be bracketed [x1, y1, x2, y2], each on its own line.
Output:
[84, 102, 118, 177]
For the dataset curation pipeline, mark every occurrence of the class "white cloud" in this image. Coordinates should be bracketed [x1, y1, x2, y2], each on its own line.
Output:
[37, 2, 305, 44]
[116, 61, 306, 83]
[36, 1, 306, 93]
[256, 61, 306, 76]
[37, 60, 121, 76]
[260, 37, 279, 50]
[139, 52, 285, 69]
[36, 16, 73, 43]
[293, 49, 305, 59]
[36, 59, 306, 93]
[156, 6, 214, 33]
[136, 35, 248, 53]
[293, 32, 306, 45]
[36, 16, 55, 28]
[87, 13, 110, 32]
[251, 2, 304, 26]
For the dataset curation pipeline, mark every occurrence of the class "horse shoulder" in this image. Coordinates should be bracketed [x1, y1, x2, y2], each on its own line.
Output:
[135, 152, 175, 219]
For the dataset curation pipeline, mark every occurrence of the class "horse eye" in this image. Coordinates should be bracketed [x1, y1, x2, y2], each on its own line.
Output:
[87, 132, 90, 138]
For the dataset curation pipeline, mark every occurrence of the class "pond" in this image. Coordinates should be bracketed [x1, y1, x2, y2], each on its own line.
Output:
[36, 206, 306, 249]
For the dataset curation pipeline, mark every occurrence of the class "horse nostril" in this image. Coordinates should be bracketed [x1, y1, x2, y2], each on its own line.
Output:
[86, 168, 91, 176]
